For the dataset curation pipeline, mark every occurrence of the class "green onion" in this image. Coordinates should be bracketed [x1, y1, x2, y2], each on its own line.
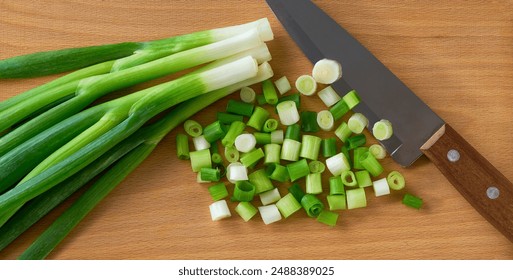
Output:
[329, 176, 345, 195]
[176, 133, 190, 160]
[240, 147, 264, 167]
[221, 120, 246, 147]
[197, 171, 212, 183]
[246, 106, 269, 131]
[295, 75, 317, 96]
[266, 163, 290, 183]
[346, 134, 366, 150]
[316, 210, 339, 226]
[224, 145, 240, 163]
[372, 119, 393, 141]
[342, 90, 360, 109]
[262, 79, 279, 105]
[203, 121, 226, 143]
[285, 124, 301, 141]
[271, 130, 284, 144]
[276, 100, 300, 125]
[327, 195, 346, 211]
[184, 119, 203, 137]
[260, 188, 281, 205]
[258, 204, 282, 225]
[402, 193, 423, 209]
[213, 163, 226, 178]
[369, 144, 387, 159]
[276, 193, 302, 218]
[346, 188, 367, 209]
[200, 167, 221, 182]
[300, 194, 324, 217]
[208, 183, 229, 201]
[322, 137, 337, 158]
[286, 158, 310, 182]
[348, 113, 368, 134]
[226, 99, 254, 117]
[256, 94, 267, 105]
[288, 183, 306, 203]
[264, 143, 281, 165]
[235, 202, 258, 222]
[226, 162, 248, 183]
[300, 111, 320, 133]
[262, 118, 279, 133]
[217, 112, 244, 124]
[248, 169, 274, 194]
[329, 99, 350, 121]
[281, 139, 302, 161]
[240, 87, 256, 103]
[340, 145, 351, 169]
[317, 86, 341, 107]
[341, 170, 357, 187]
[306, 173, 323, 194]
[299, 135, 322, 161]
[193, 135, 211, 151]
[274, 76, 291, 95]
[189, 149, 212, 172]
[234, 133, 257, 153]
[277, 93, 301, 109]
[308, 160, 325, 173]
[387, 171, 406, 190]
[355, 170, 372, 188]
[232, 181, 256, 202]
[316, 110, 335, 131]
[352, 147, 369, 169]
[334, 122, 352, 143]
[359, 151, 384, 177]
[210, 200, 232, 221]
[312, 59, 342, 84]
[254, 132, 272, 145]
[373, 178, 390, 197]
[326, 152, 350, 176]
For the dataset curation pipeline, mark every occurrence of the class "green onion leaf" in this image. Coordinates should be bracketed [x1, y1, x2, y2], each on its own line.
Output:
[262, 79, 279, 105]
[190, 149, 212, 172]
[300, 194, 324, 218]
[327, 195, 346, 211]
[322, 137, 338, 158]
[402, 193, 423, 209]
[276, 193, 302, 218]
[232, 181, 256, 202]
[248, 169, 274, 194]
[286, 158, 310, 182]
[208, 183, 229, 201]
[306, 173, 323, 194]
[226, 99, 254, 117]
[316, 210, 339, 227]
[176, 133, 190, 160]
[300, 111, 320, 133]
[235, 202, 258, 222]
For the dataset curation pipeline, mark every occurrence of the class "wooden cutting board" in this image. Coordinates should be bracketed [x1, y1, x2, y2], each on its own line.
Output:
[1, 0, 512, 260]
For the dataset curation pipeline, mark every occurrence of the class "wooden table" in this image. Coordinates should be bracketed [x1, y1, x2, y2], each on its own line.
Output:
[1, 0, 512, 260]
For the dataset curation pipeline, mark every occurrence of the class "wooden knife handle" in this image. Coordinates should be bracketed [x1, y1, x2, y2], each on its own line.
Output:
[420, 124, 513, 242]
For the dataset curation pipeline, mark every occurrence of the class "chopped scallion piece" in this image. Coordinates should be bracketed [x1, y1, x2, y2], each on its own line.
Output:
[299, 135, 322, 161]
[208, 183, 229, 201]
[226, 162, 248, 183]
[342, 90, 361, 109]
[276, 193, 302, 218]
[316, 210, 339, 226]
[306, 173, 323, 194]
[341, 170, 357, 187]
[329, 99, 349, 121]
[308, 160, 325, 174]
[402, 193, 423, 209]
[288, 183, 306, 203]
[334, 122, 352, 143]
[329, 176, 345, 195]
[258, 204, 282, 225]
[270, 130, 284, 144]
[239, 147, 264, 167]
[346, 134, 366, 150]
[312, 59, 342, 84]
[280, 139, 301, 162]
[387, 171, 405, 190]
[300, 194, 324, 218]
[326, 152, 350, 176]
[247, 106, 270, 131]
[234, 133, 257, 153]
[193, 135, 211, 151]
[221, 120, 246, 147]
[295, 75, 317, 96]
[300, 111, 320, 133]
[264, 143, 281, 166]
[248, 169, 274, 194]
[327, 195, 346, 211]
[197, 172, 211, 184]
[285, 124, 301, 141]
[200, 167, 221, 182]
[235, 201, 258, 222]
[203, 121, 226, 143]
[352, 147, 369, 170]
[262, 79, 279, 105]
[277, 93, 301, 109]
[232, 180, 256, 202]
[262, 118, 278, 132]
[274, 76, 291, 95]
[369, 144, 387, 159]
[286, 158, 310, 182]
[240, 86, 256, 103]
[254, 132, 272, 145]
[355, 170, 372, 188]
[317, 86, 341, 107]
[209, 200, 231, 221]
[226, 99, 254, 117]
[260, 188, 281, 205]
[224, 145, 240, 163]
[266, 163, 290, 183]
[276, 100, 300, 125]
[256, 94, 267, 105]
[340, 145, 351, 169]
[176, 133, 190, 160]
[184, 119, 202, 137]
[316, 110, 335, 131]
[217, 112, 243, 124]
[189, 149, 212, 172]
[322, 137, 337, 158]
[347, 113, 368, 134]
[359, 151, 384, 177]
[373, 178, 390, 197]
[346, 188, 367, 209]
[213, 163, 226, 178]
[372, 119, 393, 141]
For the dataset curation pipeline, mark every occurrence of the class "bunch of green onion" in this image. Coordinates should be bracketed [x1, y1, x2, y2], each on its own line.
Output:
[0, 18, 275, 259]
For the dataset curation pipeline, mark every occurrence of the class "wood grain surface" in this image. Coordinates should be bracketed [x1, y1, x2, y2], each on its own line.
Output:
[0, 0, 512, 260]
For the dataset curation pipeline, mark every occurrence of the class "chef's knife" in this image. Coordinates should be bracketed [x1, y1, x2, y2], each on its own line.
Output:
[266, 0, 513, 242]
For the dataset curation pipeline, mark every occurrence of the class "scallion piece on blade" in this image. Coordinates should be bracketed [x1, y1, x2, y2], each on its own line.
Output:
[335, 122, 352, 143]
[266, 163, 290, 183]
[232, 181, 256, 202]
[312, 59, 342, 84]
[288, 183, 306, 203]
[317, 210, 339, 226]
[271, 130, 284, 144]
[346, 134, 366, 150]
[372, 119, 393, 141]
[276, 100, 300, 125]
[387, 171, 406, 191]
[210, 200, 231, 221]
[346, 188, 367, 209]
[317, 86, 341, 107]
[306, 173, 323, 194]
[240, 147, 264, 167]
[348, 113, 368, 134]
[200, 167, 221, 182]
[287, 158, 310, 182]
[246, 106, 270, 131]
[341, 170, 357, 187]
[316, 110, 334, 131]
[262, 79, 279, 105]
[184, 119, 203, 137]
[281, 139, 301, 161]
[208, 183, 229, 201]
[359, 151, 384, 177]
[355, 170, 372, 188]
[226, 162, 248, 183]
[309, 160, 325, 174]
[326, 152, 350, 176]
[248, 169, 274, 194]
[295, 75, 317, 96]
[285, 124, 301, 141]
[329, 99, 350, 121]
[277, 93, 301, 109]
[256, 94, 267, 105]
[221, 120, 246, 147]
[203, 121, 226, 143]
[240, 87, 256, 103]
[299, 135, 322, 161]
[353, 147, 369, 170]
[226, 99, 254, 117]
[260, 188, 281, 205]
[176, 133, 190, 160]
[369, 144, 387, 159]
[329, 176, 345, 195]
[342, 90, 360, 109]
[322, 137, 337, 158]
[217, 112, 244, 124]
[189, 149, 212, 172]
[258, 204, 282, 225]
[276, 193, 301, 218]
[327, 195, 346, 211]
[234, 133, 257, 153]
[235, 202, 258, 222]
[300, 111, 320, 133]
[224, 145, 240, 163]
[403, 193, 423, 209]
[254, 132, 272, 145]
[301, 194, 324, 218]
[264, 143, 281, 165]
[262, 118, 278, 133]
[193, 135, 211, 151]
[274, 76, 291, 95]
[373, 178, 390, 197]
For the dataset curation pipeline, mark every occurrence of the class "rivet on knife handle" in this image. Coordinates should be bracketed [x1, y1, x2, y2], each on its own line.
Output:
[421, 124, 513, 242]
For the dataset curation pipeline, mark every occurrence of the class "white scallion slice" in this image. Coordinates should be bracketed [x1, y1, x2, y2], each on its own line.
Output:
[372, 119, 393, 141]
[270, 130, 284, 144]
[209, 200, 231, 221]
[295, 75, 317, 96]
[325, 152, 350, 176]
[234, 133, 257, 153]
[317, 86, 341, 107]
[258, 204, 282, 225]
[312, 59, 342, 84]
[274, 76, 291, 95]
[260, 188, 281, 206]
[192, 135, 211, 151]
[226, 162, 248, 183]
[316, 110, 334, 131]
[372, 178, 391, 197]
[369, 144, 387, 159]
[276, 100, 300, 125]
[347, 113, 368, 134]
[240, 87, 256, 103]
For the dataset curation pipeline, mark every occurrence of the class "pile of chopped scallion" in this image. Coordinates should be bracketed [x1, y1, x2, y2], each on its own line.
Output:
[179, 60, 423, 226]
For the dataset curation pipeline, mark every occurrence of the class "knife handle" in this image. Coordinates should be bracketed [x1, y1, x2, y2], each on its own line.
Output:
[420, 124, 513, 243]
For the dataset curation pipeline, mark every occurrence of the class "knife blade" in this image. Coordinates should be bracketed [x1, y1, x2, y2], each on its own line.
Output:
[266, 0, 513, 242]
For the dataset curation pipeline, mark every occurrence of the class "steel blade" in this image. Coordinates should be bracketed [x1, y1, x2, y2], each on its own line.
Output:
[266, 0, 445, 166]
